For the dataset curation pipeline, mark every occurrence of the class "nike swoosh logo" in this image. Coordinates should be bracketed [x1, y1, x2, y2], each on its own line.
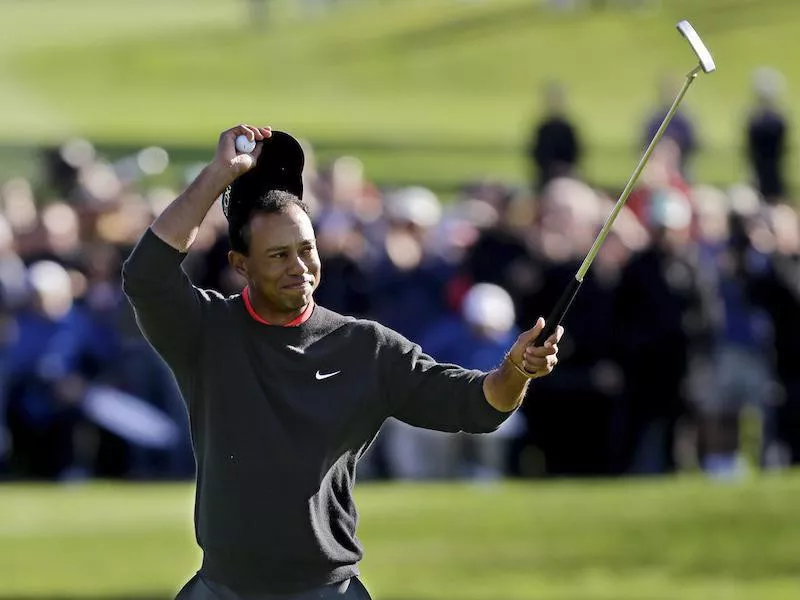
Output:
[315, 370, 341, 380]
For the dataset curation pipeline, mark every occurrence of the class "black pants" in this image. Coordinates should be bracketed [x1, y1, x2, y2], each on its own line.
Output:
[175, 574, 372, 600]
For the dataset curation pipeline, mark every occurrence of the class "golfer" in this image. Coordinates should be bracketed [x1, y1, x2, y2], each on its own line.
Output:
[122, 124, 563, 600]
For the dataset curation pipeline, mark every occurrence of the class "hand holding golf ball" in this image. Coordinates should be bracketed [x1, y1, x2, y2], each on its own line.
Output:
[214, 124, 271, 179]
[235, 135, 257, 154]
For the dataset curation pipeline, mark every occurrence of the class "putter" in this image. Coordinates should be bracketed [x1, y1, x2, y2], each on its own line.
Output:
[532, 20, 716, 347]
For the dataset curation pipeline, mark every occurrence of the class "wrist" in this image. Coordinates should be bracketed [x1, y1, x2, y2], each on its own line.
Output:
[503, 352, 535, 381]
[483, 357, 530, 413]
[203, 162, 238, 192]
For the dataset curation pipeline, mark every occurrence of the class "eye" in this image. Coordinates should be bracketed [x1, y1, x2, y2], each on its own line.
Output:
[301, 246, 315, 255]
[271, 252, 287, 259]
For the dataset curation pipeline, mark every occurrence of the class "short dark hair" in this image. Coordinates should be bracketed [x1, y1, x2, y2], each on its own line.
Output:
[226, 189, 310, 255]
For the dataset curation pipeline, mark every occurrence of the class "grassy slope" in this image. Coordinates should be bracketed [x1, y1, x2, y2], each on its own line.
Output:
[1, 0, 799, 191]
[1, 475, 800, 598]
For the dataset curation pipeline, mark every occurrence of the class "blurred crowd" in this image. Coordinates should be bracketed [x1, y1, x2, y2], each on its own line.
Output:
[0, 65, 796, 485]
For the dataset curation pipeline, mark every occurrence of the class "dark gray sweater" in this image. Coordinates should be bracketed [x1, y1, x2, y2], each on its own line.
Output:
[121, 229, 513, 595]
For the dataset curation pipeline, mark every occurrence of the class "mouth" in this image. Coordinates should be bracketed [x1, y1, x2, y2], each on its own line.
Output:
[283, 280, 313, 291]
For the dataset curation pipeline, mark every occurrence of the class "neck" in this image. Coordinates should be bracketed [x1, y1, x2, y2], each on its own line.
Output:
[246, 286, 311, 326]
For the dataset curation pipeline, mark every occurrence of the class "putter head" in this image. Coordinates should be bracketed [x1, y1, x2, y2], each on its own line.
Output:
[677, 20, 716, 73]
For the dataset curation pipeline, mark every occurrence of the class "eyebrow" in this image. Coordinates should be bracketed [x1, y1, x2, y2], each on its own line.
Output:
[264, 239, 316, 254]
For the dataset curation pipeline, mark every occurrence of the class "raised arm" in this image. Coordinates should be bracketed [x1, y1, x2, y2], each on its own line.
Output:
[122, 124, 271, 371]
[152, 124, 271, 251]
[383, 318, 562, 434]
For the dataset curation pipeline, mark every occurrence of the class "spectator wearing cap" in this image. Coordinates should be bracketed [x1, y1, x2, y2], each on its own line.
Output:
[384, 283, 525, 481]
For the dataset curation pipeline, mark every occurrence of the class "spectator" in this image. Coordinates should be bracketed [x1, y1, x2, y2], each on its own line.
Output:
[527, 82, 582, 192]
[746, 67, 789, 204]
[5, 261, 112, 479]
[405, 283, 525, 480]
[517, 178, 628, 477]
[367, 186, 450, 344]
[2, 126, 800, 486]
[614, 191, 719, 475]
[691, 185, 775, 478]
[747, 204, 800, 465]
[642, 74, 697, 179]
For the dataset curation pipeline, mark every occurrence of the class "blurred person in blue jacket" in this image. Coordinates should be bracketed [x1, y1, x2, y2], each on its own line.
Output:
[691, 185, 776, 478]
[0, 214, 29, 475]
[642, 74, 698, 179]
[4, 260, 113, 479]
[367, 186, 453, 345]
[383, 283, 524, 480]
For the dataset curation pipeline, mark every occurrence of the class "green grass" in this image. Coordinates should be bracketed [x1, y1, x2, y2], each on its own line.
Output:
[2, 474, 800, 598]
[0, 0, 799, 192]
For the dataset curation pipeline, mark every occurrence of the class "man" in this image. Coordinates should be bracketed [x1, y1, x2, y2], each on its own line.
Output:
[527, 81, 582, 193]
[614, 191, 718, 475]
[642, 74, 697, 180]
[122, 124, 563, 600]
[746, 67, 789, 205]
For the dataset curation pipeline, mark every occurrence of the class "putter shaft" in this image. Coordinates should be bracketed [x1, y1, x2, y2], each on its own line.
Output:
[532, 65, 702, 347]
[577, 65, 701, 282]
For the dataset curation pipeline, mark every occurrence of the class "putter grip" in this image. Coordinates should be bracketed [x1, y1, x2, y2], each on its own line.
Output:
[533, 277, 582, 347]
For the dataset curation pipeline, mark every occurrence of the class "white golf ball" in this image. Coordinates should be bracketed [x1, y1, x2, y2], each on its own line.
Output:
[235, 135, 256, 154]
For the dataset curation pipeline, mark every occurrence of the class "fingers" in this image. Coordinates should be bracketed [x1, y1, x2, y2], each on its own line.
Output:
[522, 344, 558, 376]
[523, 354, 558, 374]
[215, 125, 273, 175]
[524, 340, 557, 360]
[518, 318, 563, 377]
[220, 124, 272, 152]
[547, 325, 565, 347]
[516, 317, 545, 347]
[523, 340, 557, 373]
[521, 320, 561, 357]
[249, 127, 272, 161]
[232, 124, 262, 142]
[516, 318, 563, 349]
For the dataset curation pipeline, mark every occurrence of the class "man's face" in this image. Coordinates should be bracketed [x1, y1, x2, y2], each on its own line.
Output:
[230, 204, 321, 316]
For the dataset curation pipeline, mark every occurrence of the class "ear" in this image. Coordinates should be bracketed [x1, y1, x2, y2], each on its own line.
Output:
[228, 250, 249, 280]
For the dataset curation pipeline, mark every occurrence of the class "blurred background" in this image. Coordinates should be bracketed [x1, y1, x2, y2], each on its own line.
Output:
[2, 0, 800, 598]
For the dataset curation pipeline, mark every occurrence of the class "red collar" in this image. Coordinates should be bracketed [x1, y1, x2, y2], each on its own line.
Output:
[242, 286, 314, 327]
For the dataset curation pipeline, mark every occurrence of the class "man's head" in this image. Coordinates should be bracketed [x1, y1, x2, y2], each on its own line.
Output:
[223, 131, 320, 321]
[28, 260, 73, 320]
[647, 189, 693, 250]
[752, 66, 785, 106]
[542, 80, 567, 115]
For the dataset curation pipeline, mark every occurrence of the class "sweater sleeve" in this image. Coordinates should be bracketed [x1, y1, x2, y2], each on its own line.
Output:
[379, 325, 513, 434]
[121, 228, 217, 372]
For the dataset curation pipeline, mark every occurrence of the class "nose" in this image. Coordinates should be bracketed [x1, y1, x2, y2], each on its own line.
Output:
[287, 253, 309, 276]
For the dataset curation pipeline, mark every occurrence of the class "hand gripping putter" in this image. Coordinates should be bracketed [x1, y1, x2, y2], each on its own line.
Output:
[532, 20, 716, 347]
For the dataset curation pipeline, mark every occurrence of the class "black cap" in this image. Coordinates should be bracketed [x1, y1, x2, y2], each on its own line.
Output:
[222, 130, 305, 222]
